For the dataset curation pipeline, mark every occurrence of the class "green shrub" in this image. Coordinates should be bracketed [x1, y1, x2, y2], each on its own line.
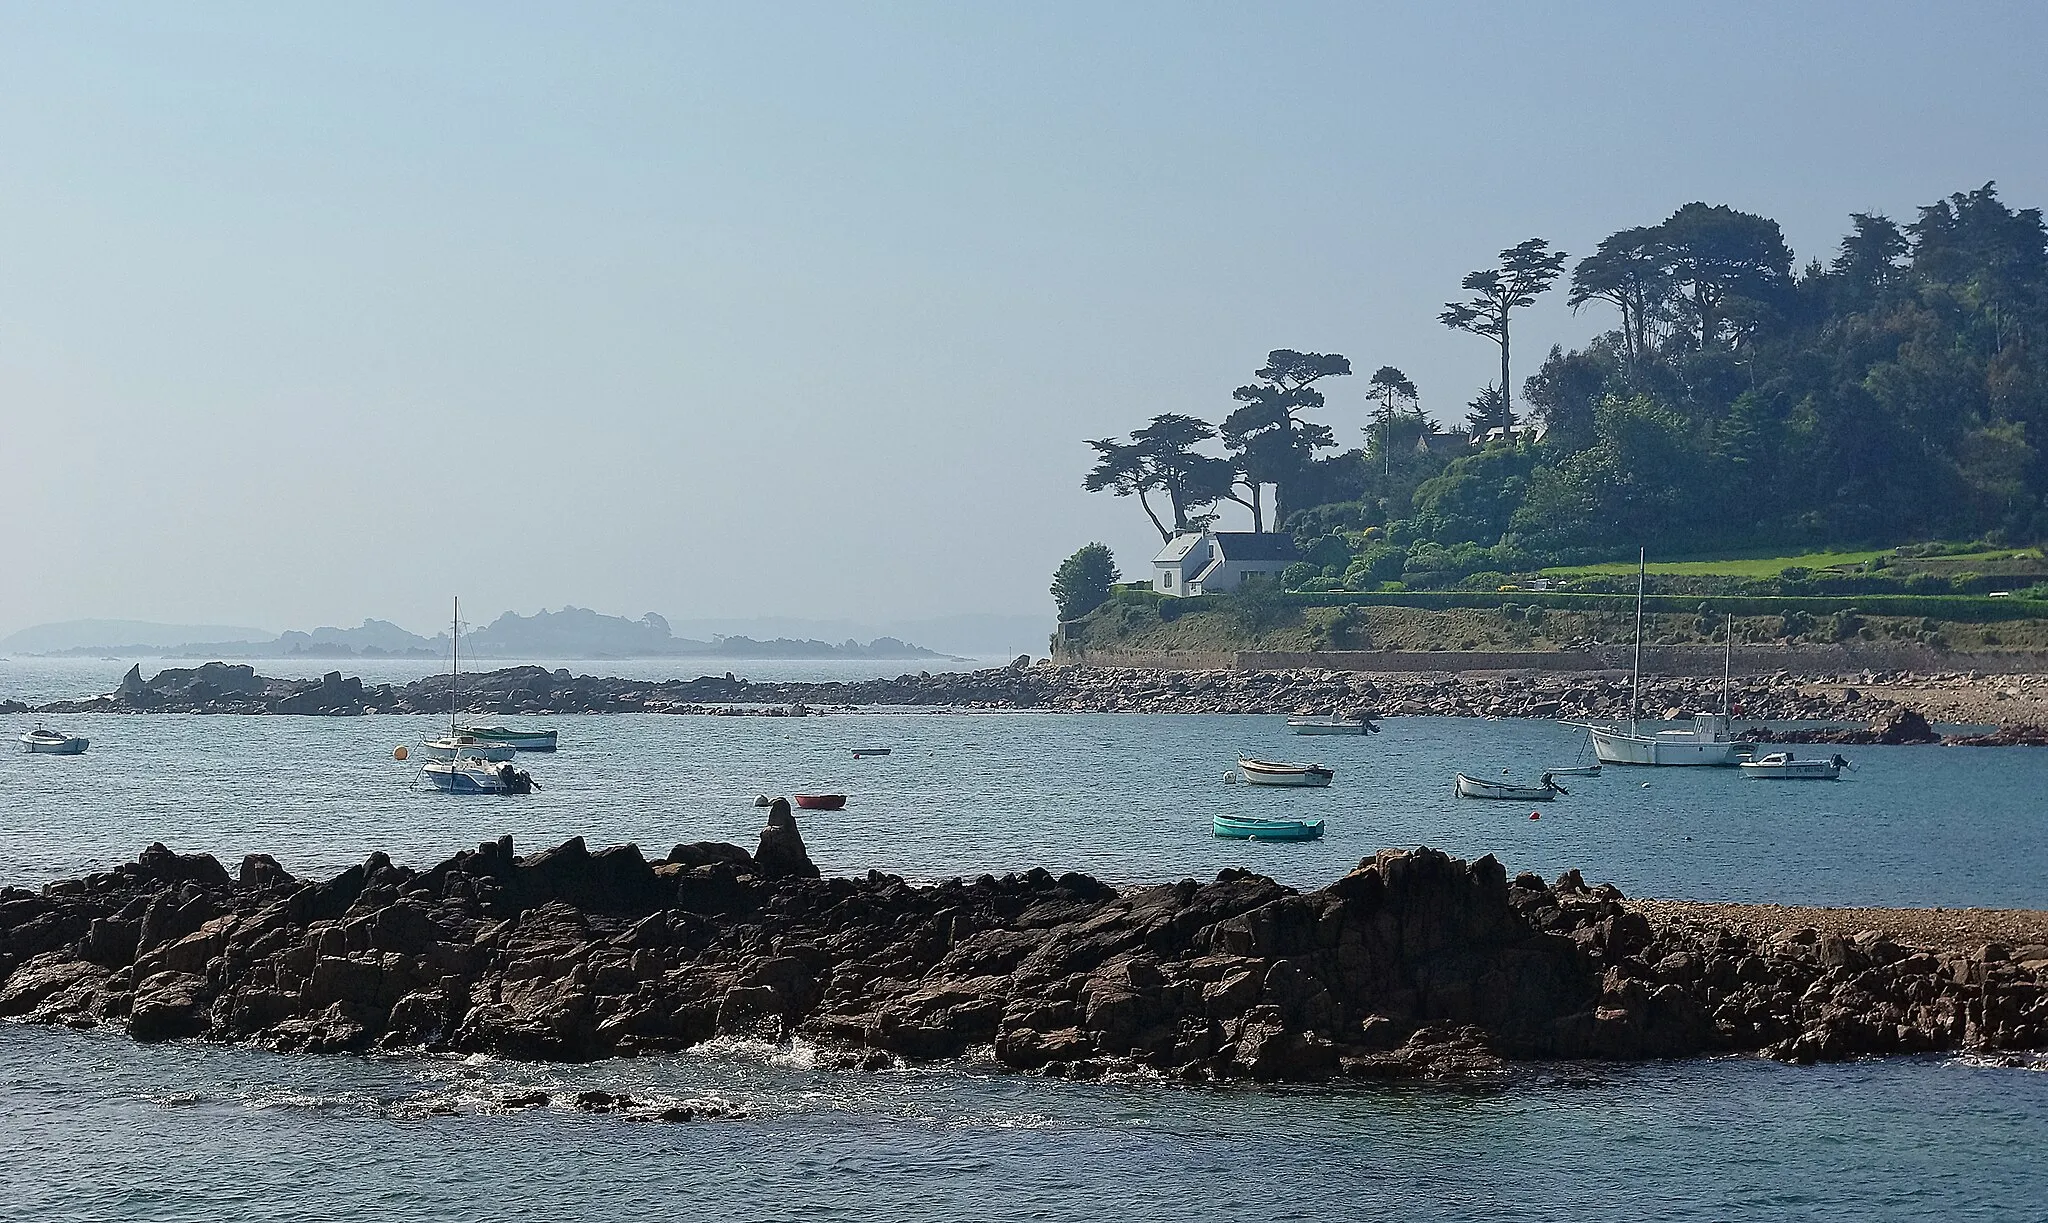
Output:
[1053, 544, 1122, 620]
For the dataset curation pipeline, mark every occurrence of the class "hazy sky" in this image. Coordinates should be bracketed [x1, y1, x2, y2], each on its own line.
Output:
[3, 2, 2044, 636]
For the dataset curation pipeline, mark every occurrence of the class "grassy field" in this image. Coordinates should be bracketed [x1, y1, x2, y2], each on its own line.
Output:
[1544, 549, 1893, 579]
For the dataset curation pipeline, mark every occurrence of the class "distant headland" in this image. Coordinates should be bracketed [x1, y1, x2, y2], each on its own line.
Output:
[0, 606, 1009, 662]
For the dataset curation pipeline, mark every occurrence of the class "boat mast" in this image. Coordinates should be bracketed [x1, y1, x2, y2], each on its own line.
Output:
[450, 595, 459, 739]
[1722, 613, 1733, 716]
[1630, 548, 1644, 732]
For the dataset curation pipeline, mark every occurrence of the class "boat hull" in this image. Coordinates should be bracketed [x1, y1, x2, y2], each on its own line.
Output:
[1547, 764, 1601, 777]
[793, 794, 847, 811]
[421, 738, 516, 762]
[851, 748, 891, 758]
[1455, 774, 1559, 801]
[421, 761, 508, 794]
[1287, 719, 1372, 736]
[1739, 755, 1844, 780]
[1236, 758, 1334, 787]
[1214, 815, 1326, 841]
[21, 735, 88, 755]
[1590, 726, 1749, 767]
[462, 727, 558, 752]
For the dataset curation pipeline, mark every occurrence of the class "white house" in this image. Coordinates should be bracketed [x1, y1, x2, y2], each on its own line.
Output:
[1151, 531, 1298, 596]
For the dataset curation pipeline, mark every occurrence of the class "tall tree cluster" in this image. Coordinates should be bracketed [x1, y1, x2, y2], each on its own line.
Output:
[1081, 184, 2048, 577]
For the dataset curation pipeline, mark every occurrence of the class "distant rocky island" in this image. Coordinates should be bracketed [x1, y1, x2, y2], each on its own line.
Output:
[5, 607, 957, 662]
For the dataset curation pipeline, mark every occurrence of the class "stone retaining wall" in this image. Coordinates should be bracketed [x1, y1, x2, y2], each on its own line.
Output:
[1146, 644, 2048, 675]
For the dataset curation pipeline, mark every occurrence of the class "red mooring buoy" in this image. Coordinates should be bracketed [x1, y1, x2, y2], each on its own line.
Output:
[1529, 811, 1541, 820]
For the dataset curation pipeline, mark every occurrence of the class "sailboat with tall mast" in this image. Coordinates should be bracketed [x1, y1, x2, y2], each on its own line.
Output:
[1573, 551, 1754, 767]
[420, 597, 535, 794]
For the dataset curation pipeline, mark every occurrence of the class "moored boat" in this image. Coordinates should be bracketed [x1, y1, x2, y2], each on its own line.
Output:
[20, 725, 88, 755]
[462, 726, 558, 752]
[1547, 763, 1601, 777]
[851, 747, 892, 758]
[1575, 552, 1754, 767]
[1286, 713, 1380, 736]
[1455, 772, 1566, 800]
[420, 734, 516, 763]
[419, 598, 538, 796]
[1213, 813, 1326, 841]
[421, 758, 537, 794]
[793, 793, 847, 811]
[1233, 757, 1334, 787]
[1739, 752, 1849, 780]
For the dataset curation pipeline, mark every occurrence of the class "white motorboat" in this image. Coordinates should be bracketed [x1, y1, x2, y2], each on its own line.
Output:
[420, 734, 516, 762]
[1739, 752, 1849, 780]
[1232, 757, 1335, 787]
[1287, 714, 1381, 736]
[1574, 551, 1754, 767]
[21, 725, 89, 755]
[421, 757, 535, 794]
[1455, 772, 1566, 800]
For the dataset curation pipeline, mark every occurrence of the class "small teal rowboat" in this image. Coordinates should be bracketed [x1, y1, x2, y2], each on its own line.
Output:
[1213, 814, 1326, 841]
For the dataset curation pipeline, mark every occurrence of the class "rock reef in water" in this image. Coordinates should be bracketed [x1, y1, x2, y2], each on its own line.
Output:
[2, 824, 2043, 1080]
[7, 661, 1945, 724]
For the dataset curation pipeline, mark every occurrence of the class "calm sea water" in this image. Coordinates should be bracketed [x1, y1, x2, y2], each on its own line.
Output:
[4, 674, 2046, 1219]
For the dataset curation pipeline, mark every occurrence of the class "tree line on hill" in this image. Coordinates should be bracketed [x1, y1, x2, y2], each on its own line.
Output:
[1075, 183, 2048, 598]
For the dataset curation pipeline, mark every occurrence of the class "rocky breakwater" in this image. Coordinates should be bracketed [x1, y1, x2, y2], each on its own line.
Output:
[33, 660, 1905, 723]
[3, 819, 2041, 1082]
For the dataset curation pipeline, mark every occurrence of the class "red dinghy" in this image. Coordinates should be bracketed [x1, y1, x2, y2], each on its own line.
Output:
[793, 794, 847, 811]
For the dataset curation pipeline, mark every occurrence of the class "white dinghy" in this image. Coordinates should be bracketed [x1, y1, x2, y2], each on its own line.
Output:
[1739, 752, 1850, 780]
[21, 724, 89, 755]
[1455, 772, 1567, 801]
[1231, 757, 1335, 788]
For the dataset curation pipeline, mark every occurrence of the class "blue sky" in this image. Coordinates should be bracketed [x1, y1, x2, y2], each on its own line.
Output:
[2, 2, 2043, 634]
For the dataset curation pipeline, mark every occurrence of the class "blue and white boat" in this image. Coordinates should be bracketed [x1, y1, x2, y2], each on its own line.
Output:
[422, 756, 533, 794]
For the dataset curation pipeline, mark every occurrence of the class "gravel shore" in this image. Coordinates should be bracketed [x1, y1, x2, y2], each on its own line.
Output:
[1629, 899, 2048, 956]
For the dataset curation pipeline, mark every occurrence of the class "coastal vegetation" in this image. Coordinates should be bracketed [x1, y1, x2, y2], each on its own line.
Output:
[1074, 184, 2048, 612]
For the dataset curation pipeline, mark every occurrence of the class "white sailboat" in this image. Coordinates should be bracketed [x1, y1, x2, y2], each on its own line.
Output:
[420, 598, 535, 795]
[1573, 551, 1754, 767]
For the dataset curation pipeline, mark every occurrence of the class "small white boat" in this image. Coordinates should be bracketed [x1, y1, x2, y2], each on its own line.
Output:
[1739, 752, 1849, 780]
[21, 725, 89, 755]
[1455, 772, 1566, 801]
[1233, 757, 1334, 787]
[420, 734, 517, 762]
[1547, 763, 1601, 777]
[1287, 714, 1380, 736]
[421, 758, 537, 794]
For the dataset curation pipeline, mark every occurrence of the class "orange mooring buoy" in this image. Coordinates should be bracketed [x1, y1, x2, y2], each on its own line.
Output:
[393, 745, 409, 761]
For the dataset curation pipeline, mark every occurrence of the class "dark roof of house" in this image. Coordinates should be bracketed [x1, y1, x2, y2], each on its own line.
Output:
[1211, 532, 1297, 563]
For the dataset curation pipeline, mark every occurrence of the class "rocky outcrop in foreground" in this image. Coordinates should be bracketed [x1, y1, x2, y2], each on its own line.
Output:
[3, 817, 2042, 1081]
